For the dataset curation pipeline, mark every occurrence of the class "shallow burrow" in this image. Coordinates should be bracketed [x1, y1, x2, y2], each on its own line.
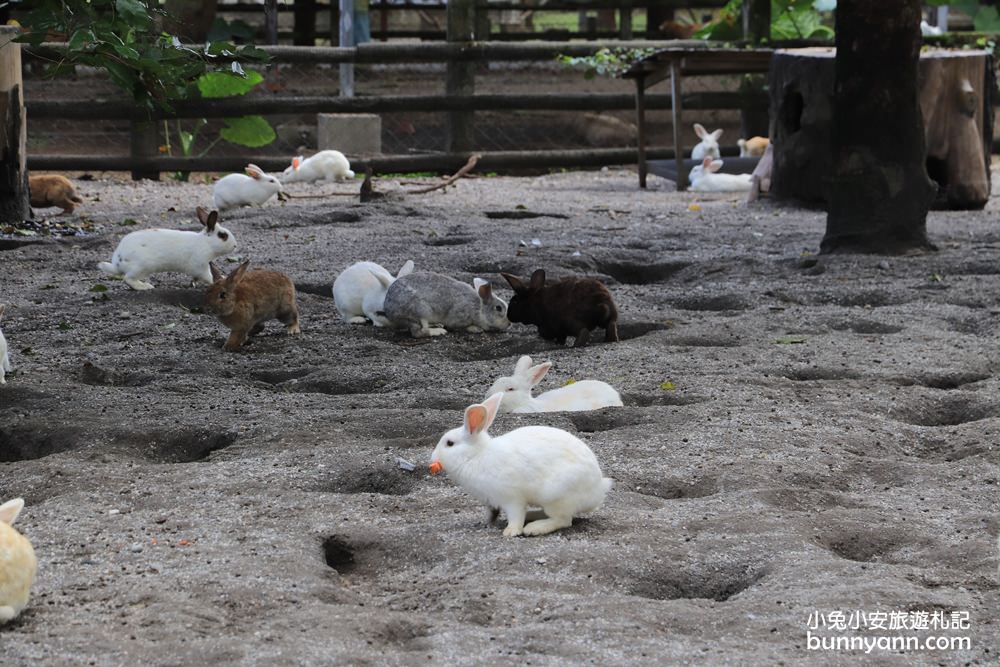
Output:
[113, 428, 238, 463]
[589, 259, 690, 285]
[892, 395, 999, 427]
[271, 372, 393, 395]
[626, 562, 765, 602]
[626, 474, 718, 500]
[322, 536, 356, 574]
[781, 367, 862, 382]
[483, 210, 569, 220]
[464, 261, 528, 276]
[251, 368, 314, 385]
[900, 372, 991, 390]
[126, 287, 204, 310]
[423, 235, 474, 246]
[828, 318, 904, 335]
[671, 293, 750, 312]
[616, 321, 669, 341]
[294, 283, 334, 298]
[666, 334, 742, 348]
[623, 392, 710, 407]
[445, 335, 559, 362]
[905, 436, 989, 463]
[755, 488, 866, 512]
[831, 290, 908, 308]
[310, 463, 420, 496]
[818, 525, 914, 564]
[569, 410, 652, 434]
[0, 426, 86, 462]
[409, 395, 476, 411]
[79, 362, 153, 387]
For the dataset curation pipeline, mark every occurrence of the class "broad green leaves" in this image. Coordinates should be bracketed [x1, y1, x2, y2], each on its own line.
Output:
[197, 70, 265, 99]
[220, 116, 277, 148]
[695, 0, 835, 41]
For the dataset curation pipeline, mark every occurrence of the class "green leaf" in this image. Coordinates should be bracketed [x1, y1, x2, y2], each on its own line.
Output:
[220, 115, 276, 148]
[58, 321, 73, 331]
[974, 7, 1000, 33]
[120, 218, 139, 226]
[116, 0, 151, 26]
[660, 381, 677, 391]
[89, 284, 109, 293]
[197, 69, 264, 98]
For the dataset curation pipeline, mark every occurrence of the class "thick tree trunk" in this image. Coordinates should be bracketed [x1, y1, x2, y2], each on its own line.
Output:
[822, 0, 935, 254]
[0, 27, 28, 223]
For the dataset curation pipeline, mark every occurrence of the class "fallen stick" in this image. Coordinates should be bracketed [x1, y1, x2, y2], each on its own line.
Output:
[404, 154, 481, 194]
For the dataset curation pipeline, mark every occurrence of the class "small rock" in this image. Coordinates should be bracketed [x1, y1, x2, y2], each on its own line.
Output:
[535, 557, 547, 565]
[108, 509, 120, 515]
[129, 543, 143, 553]
[877, 260, 891, 271]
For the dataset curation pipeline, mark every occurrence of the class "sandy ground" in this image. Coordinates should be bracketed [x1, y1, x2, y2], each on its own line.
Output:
[0, 169, 998, 666]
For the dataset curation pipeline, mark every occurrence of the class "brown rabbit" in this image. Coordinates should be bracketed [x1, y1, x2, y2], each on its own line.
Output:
[203, 261, 301, 351]
[501, 269, 619, 347]
[29, 174, 83, 215]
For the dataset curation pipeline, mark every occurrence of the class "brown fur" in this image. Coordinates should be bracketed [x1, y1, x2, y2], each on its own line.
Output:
[203, 261, 300, 352]
[29, 174, 83, 215]
[501, 269, 618, 347]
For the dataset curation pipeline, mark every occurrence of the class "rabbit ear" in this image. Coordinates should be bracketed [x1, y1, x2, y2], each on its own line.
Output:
[196, 206, 211, 226]
[473, 278, 492, 300]
[710, 129, 723, 140]
[292, 156, 303, 170]
[693, 123, 707, 139]
[245, 164, 263, 179]
[529, 269, 545, 289]
[528, 362, 552, 387]
[205, 210, 218, 232]
[210, 263, 225, 282]
[228, 260, 251, 285]
[501, 272, 526, 293]
[369, 268, 392, 289]
[397, 260, 414, 278]
[702, 156, 713, 169]
[514, 355, 533, 375]
[465, 393, 503, 434]
[0, 498, 24, 525]
[709, 159, 724, 172]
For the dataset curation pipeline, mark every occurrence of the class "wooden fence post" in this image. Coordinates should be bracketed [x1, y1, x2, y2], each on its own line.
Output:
[340, 0, 355, 97]
[743, 0, 770, 44]
[619, 1, 633, 40]
[130, 120, 159, 181]
[0, 26, 28, 221]
[446, 0, 475, 153]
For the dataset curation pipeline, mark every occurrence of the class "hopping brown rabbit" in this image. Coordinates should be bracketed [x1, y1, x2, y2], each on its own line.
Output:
[203, 261, 301, 351]
[29, 174, 83, 215]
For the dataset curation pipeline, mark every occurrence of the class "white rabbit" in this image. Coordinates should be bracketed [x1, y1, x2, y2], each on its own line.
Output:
[0, 498, 37, 624]
[332, 260, 415, 327]
[429, 393, 612, 537]
[382, 271, 510, 338]
[689, 157, 753, 192]
[0, 304, 10, 385]
[691, 123, 723, 160]
[487, 355, 623, 413]
[98, 207, 237, 290]
[212, 164, 284, 210]
[281, 150, 355, 183]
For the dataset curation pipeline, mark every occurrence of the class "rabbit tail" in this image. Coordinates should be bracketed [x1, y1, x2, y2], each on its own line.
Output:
[98, 261, 119, 276]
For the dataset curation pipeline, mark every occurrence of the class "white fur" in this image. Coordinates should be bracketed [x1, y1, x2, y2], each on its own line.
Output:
[212, 164, 284, 210]
[281, 150, 355, 183]
[332, 260, 414, 326]
[487, 355, 623, 413]
[97, 211, 237, 290]
[0, 305, 9, 385]
[430, 393, 612, 537]
[691, 123, 723, 161]
[689, 158, 753, 192]
[0, 498, 37, 624]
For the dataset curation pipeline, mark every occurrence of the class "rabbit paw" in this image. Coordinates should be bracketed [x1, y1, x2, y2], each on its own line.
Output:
[124, 278, 155, 291]
[348, 316, 368, 324]
[427, 327, 448, 337]
[523, 517, 573, 536]
[466, 325, 484, 333]
[502, 524, 523, 537]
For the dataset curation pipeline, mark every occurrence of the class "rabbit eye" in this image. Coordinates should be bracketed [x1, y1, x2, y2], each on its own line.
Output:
[219, 292, 226, 300]
[446, 440, 455, 447]
[217, 232, 229, 241]
[495, 305, 503, 312]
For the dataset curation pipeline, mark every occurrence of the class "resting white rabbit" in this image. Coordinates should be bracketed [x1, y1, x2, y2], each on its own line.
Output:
[382, 271, 510, 338]
[691, 123, 723, 160]
[429, 393, 612, 537]
[689, 157, 752, 192]
[98, 207, 237, 290]
[487, 355, 623, 413]
[0, 304, 10, 385]
[0, 498, 37, 624]
[281, 150, 355, 183]
[212, 164, 284, 210]
[332, 260, 414, 327]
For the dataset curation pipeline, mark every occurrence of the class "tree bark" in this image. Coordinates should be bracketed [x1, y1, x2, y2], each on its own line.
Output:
[822, 0, 936, 254]
[0, 27, 28, 222]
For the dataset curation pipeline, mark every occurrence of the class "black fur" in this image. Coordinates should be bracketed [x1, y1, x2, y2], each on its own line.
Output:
[501, 269, 619, 347]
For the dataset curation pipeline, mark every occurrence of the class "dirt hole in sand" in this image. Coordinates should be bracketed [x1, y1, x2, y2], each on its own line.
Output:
[624, 392, 710, 407]
[671, 294, 750, 312]
[120, 429, 238, 463]
[667, 335, 742, 348]
[80, 362, 154, 387]
[311, 465, 418, 496]
[569, 410, 650, 433]
[829, 319, 904, 335]
[628, 474, 718, 500]
[907, 436, 988, 463]
[832, 291, 907, 308]
[591, 260, 689, 285]
[617, 321, 669, 341]
[484, 210, 569, 220]
[295, 283, 333, 298]
[893, 396, 999, 427]
[410, 396, 474, 411]
[445, 336, 558, 362]
[252, 368, 313, 385]
[423, 235, 474, 246]
[464, 261, 527, 276]
[270, 373, 390, 395]
[629, 564, 763, 602]
[903, 372, 991, 390]
[781, 367, 862, 382]
[0, 426, 85, 462]
[322, 536, 356, 573]
[819, 526, 912, 564]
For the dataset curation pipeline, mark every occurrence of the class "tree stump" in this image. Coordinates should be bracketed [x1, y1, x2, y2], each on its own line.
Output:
[0, 26, 28, 223]
[770, 47, 992, 211]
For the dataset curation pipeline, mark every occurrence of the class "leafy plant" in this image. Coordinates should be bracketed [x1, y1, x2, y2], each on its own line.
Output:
[695, 0, 835, 41]
[557, 47, 657, 79]
[928, 1, 1000, 33]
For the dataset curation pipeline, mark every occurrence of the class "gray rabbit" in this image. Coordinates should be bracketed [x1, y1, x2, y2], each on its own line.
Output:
[380, 271, 510, 338]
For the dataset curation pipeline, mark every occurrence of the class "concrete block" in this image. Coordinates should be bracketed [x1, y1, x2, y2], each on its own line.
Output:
[318, 113, 381, 156]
